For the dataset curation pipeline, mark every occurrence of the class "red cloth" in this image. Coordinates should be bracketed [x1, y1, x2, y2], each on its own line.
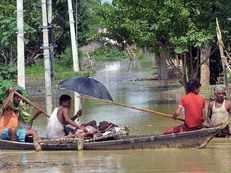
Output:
[164, 124, 202, 134]
[180, 92, 205, 128]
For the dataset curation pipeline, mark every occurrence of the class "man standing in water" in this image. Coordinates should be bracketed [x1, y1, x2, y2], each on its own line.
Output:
[165, 79, 206, 134]
[207, 86, 231, 136]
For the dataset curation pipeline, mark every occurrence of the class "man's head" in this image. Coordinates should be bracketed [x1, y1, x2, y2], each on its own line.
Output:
[186, 79, 201, 94]
[59, 95, 72, 108]
[214, 85, 226, 103]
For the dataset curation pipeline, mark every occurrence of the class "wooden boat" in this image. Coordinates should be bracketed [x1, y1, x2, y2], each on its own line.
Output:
[84, 128, 218, 150]
[0, 128, 218, 151]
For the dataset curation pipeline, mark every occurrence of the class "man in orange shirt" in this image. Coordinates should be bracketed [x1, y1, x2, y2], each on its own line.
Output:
[164, 79, 206, 134]
[0, 89, 41, 143]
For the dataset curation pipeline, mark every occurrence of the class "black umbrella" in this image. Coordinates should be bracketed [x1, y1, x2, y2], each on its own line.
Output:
[59, 77, 113, 101]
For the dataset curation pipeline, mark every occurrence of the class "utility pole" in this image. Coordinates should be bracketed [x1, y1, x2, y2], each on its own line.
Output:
[68, 0, 80, 71]
[68, 0, 81, 114]
[17, 0, 25, 89]
[41, 0, 53, 115]
[47, 0, 54, 78]
[47, 0, 52, 38]
[76, 0, 79, 52]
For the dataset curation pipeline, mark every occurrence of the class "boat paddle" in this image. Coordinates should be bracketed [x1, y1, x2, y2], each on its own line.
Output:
[14, 91, 50, 118]
[80, 95, 184, 122]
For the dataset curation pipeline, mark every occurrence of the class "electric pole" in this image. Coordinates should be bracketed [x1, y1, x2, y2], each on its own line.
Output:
[17, 0, 25, 89]
[67, 0, 81, 114]
[41, 0, 53, 115]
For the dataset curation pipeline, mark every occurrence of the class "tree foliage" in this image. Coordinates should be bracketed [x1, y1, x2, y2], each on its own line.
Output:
[0, 80, 29, 104]
[100, 0, 231, 82]
[0, 0, 104, 80]
[0, 2, 103, 60]
[102, 0, 231, 50]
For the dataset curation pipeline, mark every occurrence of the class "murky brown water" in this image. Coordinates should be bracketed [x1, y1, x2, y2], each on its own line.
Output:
[1, 58, 231, 173]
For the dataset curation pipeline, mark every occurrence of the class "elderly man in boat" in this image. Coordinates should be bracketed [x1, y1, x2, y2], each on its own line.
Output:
[0, 88, 41, 143]
[165, 79, 206, 134]
[207, 85, 231, 136]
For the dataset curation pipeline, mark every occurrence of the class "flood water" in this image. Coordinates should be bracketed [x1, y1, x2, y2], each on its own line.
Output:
[1, 57, 231, 173]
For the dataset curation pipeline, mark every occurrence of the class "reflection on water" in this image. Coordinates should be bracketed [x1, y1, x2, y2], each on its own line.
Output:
[2, 148, 231, 173]
[1, 59, 231, 173]
[103, 62, 121, 72]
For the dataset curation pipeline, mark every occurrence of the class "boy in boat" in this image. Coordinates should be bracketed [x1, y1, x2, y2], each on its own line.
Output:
[0, 89, 41, 143]
[47, 95, 89, 139]
[164, 79, 206, 134]
[207, 85, 231, 136]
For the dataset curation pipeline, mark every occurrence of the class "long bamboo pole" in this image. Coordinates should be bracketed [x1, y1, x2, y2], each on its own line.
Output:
[81, 95, 184, 122]
[14, 91, 50, 118]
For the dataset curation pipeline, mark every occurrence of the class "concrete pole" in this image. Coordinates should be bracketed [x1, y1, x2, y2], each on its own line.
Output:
[75, 0, 79, 54]
[47, 0, 54, 78]
[17, 0, 25, 89]
[47, 0, 52, 24]
[67, 0, 80, 72]
[41, 0, 53, 115]
[68, 0, 81, 115]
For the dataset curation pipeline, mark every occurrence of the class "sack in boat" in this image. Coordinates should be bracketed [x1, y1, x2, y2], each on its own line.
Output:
[98, 121, 118, 133]
[82, 120, 97, 129]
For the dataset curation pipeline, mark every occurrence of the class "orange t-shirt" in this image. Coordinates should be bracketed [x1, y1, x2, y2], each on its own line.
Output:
[0, 109, 19, 134]
[180, 92, 205, 128]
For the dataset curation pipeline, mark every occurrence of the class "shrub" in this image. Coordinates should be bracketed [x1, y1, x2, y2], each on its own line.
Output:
[90, 46, 128, 61]
[0, 80, 29, 104]
[0, 64, 17, 80]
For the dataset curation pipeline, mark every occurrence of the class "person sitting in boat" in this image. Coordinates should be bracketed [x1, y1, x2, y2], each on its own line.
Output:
[0, 88, 41, 143]
[164, 79, 205, 134]
[207, 85, 231, 136]
[47, 95, 89, 139]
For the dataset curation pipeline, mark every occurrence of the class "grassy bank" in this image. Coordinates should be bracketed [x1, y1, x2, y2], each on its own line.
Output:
[26, 46, 128, 80]
[26, 63, 95, 81]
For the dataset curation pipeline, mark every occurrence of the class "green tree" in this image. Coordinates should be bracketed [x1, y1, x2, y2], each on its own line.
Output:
[101, 0, 231, 85]
[0, 0, 104, 80]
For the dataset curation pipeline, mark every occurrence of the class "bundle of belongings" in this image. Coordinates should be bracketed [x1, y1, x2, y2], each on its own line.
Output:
[64, 120, 129, 141]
